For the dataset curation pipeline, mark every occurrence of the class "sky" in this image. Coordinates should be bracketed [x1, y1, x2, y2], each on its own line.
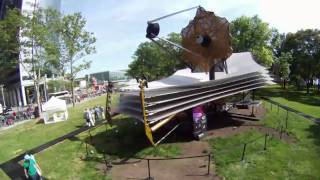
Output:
[61, 0, 320, 77]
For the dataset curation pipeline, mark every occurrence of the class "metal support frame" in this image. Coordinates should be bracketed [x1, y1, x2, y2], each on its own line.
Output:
[139, 79, 155, 146]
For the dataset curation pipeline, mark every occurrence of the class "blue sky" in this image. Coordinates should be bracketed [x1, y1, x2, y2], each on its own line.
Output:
[61, 0, 320, 77]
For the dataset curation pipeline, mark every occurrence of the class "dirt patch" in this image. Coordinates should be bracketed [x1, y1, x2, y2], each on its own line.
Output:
[110, 155, 220, 180]
[109, 106, 295, 179]
[205, 106, 296, 143]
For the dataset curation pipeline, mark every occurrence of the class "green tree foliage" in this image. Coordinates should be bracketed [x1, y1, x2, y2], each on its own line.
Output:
[282, 29, 320, 93]
[0, 8, 24, 81]
[60, 12, 96, 106]
[21, 8, 62, 115]
[274, 52, 291, 88]
[47, 79, 71, 93]
[230, 15, 274, 67]
[127, 32, 186, 81]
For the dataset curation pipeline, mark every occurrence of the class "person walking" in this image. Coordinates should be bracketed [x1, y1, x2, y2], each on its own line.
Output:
[90, 108, 96, 126]
[23, 154, 42, 180]
[89, 108, 95, 126]
[84, 109, 90, 127]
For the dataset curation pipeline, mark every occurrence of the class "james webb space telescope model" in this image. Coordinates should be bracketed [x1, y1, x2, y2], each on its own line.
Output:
[114, 6, 273, 146]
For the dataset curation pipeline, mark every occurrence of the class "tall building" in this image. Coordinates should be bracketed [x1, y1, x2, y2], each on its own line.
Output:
[0, 0, 61, 107]
[0, 0, 23, 19]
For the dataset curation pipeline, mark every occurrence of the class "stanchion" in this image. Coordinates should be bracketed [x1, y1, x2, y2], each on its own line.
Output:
[241, 143, 247, 161]
[264, 133, 268, 150]
[207, 155, 211, 175]
[147, 159, 153, 180]
[88, 130, 93, 144]
[85, 141, 89, 157]
[285, 110, 289, 129]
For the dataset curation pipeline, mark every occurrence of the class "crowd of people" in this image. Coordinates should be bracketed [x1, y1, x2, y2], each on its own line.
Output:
[83, 106, 105, 127]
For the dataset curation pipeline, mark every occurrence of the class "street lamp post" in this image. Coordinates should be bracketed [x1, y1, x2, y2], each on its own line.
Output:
[0, 84, 5, 107]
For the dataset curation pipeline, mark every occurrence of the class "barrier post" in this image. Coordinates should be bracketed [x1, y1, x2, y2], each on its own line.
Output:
[285, 110, 289, 129]
[147, 159, 151, 179]
[264, 133, 268, 150]
[207, 155, 211, 175]
[85, 141, 89, 156]
[241, 143, 247, 161]
[88, 130, 93, 144]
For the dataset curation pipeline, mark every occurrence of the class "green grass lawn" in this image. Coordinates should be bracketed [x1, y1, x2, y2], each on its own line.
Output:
[257, 85, 320, 118]
[0, 94, 118, 164]
[1, 85, 320, 179]
[0, 93, 180, 179]
[209, 101, 320, 179]
[31, 115, 181, 179]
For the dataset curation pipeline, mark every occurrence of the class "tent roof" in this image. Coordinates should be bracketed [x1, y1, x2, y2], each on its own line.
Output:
[42, 96, 67, 112]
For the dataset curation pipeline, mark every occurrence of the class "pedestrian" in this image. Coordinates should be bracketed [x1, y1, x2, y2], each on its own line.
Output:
[88, 108, 95, 126]
[90, 108, 95, 125]
[23, 154, 42, 180]
[83, 109, 90, 127]
[94, 106, 100, 121]
[99, 106, 105, 119]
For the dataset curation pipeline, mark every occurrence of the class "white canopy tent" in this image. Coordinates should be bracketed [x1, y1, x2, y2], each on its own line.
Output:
[42, 97, 68, 124]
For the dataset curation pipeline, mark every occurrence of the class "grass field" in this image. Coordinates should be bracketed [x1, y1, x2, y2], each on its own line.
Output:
[1, 85, 320, 179]
[209, 99, 320, 179]
[0, 94, 180, 179]
[257, 85, 320, 118]
[0, 95, 119, 164]
[33, 115, 181, 179]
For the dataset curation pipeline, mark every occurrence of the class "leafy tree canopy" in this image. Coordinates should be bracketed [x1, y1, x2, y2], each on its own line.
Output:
[127, 32, 186, 81]
[230, 15, 274, 67]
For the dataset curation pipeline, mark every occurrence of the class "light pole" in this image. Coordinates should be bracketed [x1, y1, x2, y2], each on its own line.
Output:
[0, 84, 5, 107]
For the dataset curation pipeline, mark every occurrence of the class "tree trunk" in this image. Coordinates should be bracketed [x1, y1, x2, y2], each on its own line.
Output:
[35, 81, 42, 118]
[283, 79, 286, 89]
[71, 61, 75, 107]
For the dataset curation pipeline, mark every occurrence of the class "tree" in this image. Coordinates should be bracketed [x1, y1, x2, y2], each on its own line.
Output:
[0, 8, 24, 82]
[60, 13, 96, 106]
[282, 29, 320, 93]
[21, 7, 61, 116]
[274, 52, 291, 89]
[127, 32, 186, 81]
[230, 15, 274, 67]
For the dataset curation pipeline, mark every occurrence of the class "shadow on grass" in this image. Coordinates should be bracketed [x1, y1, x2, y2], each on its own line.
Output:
[257, 86, 320, 107]
[306, 124, 320, 152]
[81, 110, 257, 164]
